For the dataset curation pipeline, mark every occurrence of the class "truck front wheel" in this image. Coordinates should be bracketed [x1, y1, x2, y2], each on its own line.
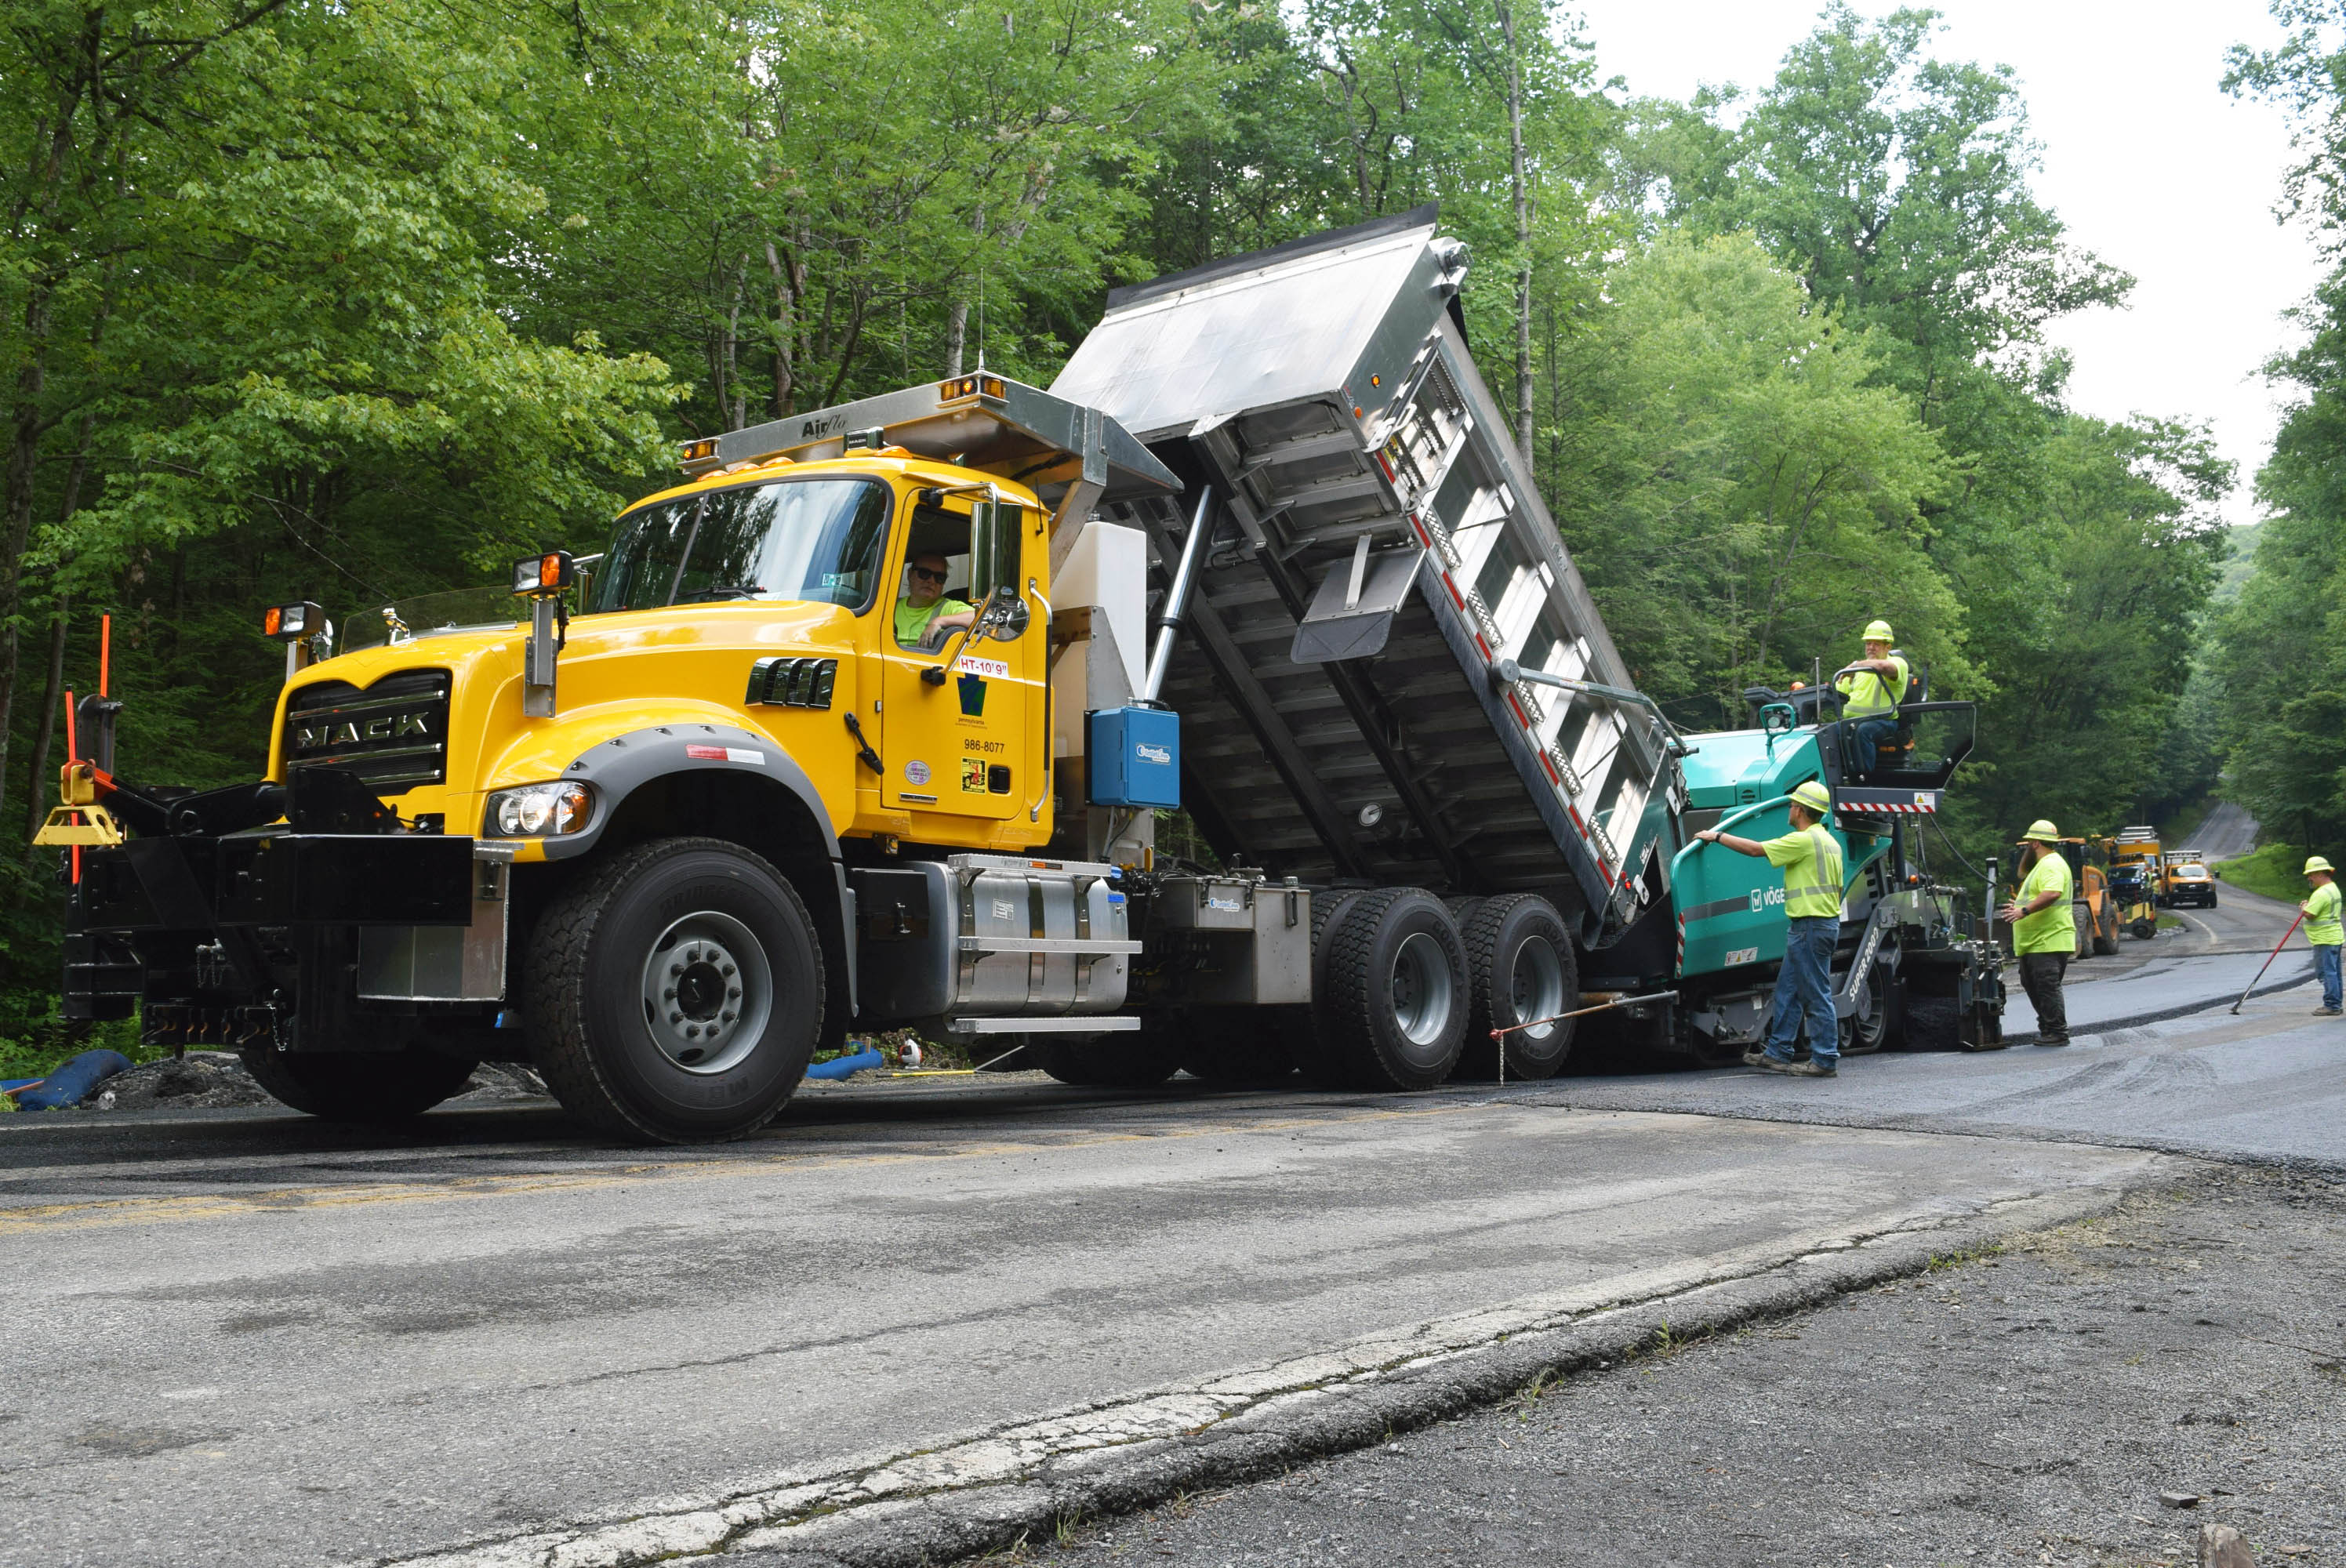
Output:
[526, 837, 822, 1142]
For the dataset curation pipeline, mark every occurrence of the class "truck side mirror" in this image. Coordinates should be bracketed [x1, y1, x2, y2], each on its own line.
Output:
[967, 498, 1029, 642]
[971, 500, 1018, 597]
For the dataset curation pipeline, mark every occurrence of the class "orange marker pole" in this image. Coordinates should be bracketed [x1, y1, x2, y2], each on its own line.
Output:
[99, 613, 111, 697]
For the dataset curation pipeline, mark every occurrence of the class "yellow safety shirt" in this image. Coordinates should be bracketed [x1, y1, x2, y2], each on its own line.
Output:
[1763, 822, 1845, 920]
[2013, 851, 2075, 956]
[2303, 880, 2342, 946]
[894, 595, 971, 647]
[1836, 655, 1909, 718]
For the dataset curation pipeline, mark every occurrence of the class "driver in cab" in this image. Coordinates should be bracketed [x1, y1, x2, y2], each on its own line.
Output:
[894, 550, 973, 648]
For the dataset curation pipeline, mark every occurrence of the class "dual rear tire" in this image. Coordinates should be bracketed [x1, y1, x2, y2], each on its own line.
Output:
[1304, 887, 1574, 1090]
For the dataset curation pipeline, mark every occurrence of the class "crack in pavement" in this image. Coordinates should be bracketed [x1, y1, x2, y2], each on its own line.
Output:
[360, 1171, 2171, 1568]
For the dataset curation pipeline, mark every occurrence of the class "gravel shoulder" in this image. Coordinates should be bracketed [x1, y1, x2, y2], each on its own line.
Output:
[1026, 1167, 2346, 1568]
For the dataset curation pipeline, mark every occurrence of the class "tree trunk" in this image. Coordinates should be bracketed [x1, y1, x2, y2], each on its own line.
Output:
[0, 283, 60, 826]
[766, 239, 799, 416]
[943, 296, 969, 378]
[724, 252, 748, 430]
[16, 414, 93, 841]
[22, 589, 68, 851]
[1498, 0, 1534, 467]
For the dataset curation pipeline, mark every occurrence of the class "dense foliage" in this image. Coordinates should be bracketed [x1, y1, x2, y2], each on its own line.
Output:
[2216, 2, 2346, 864]
[0, 0, 2235, 1044]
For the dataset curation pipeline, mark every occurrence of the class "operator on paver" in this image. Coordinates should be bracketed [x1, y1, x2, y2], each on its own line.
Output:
[1694, 779, 1844, 1078]
[2002, 820, 2075, 1047]
[893, 550, 974, 648]
[1832, 619, 1909, 778]
[2300, 856, 2342, 1016]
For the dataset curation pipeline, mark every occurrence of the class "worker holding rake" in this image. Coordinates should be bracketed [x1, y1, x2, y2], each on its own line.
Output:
[2302, 856, 2342, 1016]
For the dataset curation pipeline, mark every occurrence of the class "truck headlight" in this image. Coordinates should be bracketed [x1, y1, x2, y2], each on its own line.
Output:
[485, 781, 593, 837]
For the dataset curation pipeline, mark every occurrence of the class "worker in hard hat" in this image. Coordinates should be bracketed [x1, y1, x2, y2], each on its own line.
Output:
[1695, 779, 1844, 1078]
[1832, 619, 1909, 777]
[2301, 856, 2341, 1015]
[2000, 820, 2075, 1046]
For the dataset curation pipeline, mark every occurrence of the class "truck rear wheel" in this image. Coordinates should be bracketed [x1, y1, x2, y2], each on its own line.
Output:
[1452, 895, 1575, 1081]
[525, 836, 821, 1142]
[238, 1043, 478, 1121]
[1295, 889, 1372, 1088]
[1311, 888, 1468, 1091]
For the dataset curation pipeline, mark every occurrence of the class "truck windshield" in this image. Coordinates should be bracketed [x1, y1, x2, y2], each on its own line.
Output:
[590, 477, 892, 613]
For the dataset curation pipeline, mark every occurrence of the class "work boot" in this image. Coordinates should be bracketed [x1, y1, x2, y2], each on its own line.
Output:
[2036, 1035, 2071, 1047]
[1783, 1060, 1836, 1078]
[2314, 1005, 2342, 1017]
[1751, 1054, 1799, 1075]
[1741, 1049, 1772, 1067]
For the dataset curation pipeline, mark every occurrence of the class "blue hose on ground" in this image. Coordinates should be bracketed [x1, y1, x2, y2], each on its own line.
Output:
[801, 1047, 884, 1081]
[9, 1049, 133, 1110]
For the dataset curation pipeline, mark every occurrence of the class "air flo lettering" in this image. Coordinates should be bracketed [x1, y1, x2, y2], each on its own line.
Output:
[296, 710, 432, 750]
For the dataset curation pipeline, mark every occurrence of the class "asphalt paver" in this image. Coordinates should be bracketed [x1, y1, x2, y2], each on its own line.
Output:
[1034, 1167, 2346, 1568]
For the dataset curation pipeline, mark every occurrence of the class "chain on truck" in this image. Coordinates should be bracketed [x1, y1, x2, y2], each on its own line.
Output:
[35, 209, 2006, 1142]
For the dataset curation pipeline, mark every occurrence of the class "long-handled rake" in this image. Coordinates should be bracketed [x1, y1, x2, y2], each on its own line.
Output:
[2231, 913, 2304, 1014]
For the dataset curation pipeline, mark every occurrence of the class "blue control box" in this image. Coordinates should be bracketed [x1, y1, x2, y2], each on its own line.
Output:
[1088, 706, 1182, 808]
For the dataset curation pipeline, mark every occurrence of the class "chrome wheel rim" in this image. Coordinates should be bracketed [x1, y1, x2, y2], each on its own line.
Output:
[1506, 935, 1569, 1044]
[640, 909, 772, 1074]
[1389, 931, 1455, 1047]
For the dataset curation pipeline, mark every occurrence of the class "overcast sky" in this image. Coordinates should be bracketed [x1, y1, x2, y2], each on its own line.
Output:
[1569, 0, 2322, 528]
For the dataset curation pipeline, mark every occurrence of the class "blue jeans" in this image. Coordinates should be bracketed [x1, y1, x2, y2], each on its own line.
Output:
[1851, 717, 1897, 775]
[1767, 916, 1840, 1065]
[2317, 942, 2342, 1010]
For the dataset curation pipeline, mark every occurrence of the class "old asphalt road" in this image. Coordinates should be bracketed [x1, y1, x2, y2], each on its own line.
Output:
[1, 898, 2337, 1566]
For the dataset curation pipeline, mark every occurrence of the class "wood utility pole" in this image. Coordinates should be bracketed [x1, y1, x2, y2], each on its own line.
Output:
[1498, 0, 1534, 467]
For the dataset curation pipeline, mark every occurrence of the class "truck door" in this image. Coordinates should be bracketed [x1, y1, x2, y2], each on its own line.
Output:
[877, 495, 1035, 825]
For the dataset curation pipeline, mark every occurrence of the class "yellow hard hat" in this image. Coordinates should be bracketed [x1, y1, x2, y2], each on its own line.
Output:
[2016, 818, 2060, 844]
[2305, 855, 2334, 876]
[1862, 619, 1894, 643]
[1789, 780, 1832, 814]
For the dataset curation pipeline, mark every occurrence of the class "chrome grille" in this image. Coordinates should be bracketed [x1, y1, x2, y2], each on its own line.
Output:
[284, 669, 451, 795]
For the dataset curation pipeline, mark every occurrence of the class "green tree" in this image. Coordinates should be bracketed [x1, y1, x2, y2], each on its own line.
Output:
[1543, 231, 1959, 720]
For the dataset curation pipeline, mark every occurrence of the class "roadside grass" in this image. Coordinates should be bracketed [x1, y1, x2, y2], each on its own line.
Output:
[2216, 841, 2308, 904]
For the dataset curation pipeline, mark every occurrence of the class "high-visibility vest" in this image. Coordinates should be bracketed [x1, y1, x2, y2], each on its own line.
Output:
[2305, 881, 2342, 945]
[1781, 824, 1844, 920]
[1836, 654, 1909, 717]
[2013, 851, 2075, 956]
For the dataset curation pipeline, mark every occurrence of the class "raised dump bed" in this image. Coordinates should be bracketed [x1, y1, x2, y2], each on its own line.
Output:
[1051, 208, 1680, 949]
